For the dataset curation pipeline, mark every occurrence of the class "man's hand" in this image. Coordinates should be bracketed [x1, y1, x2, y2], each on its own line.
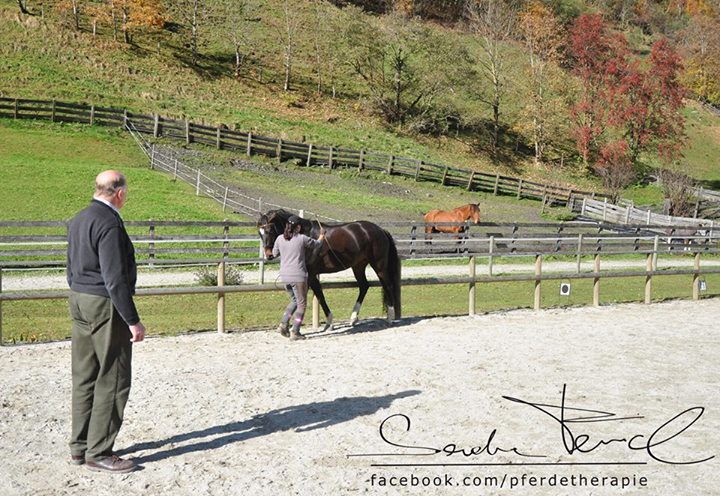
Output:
[319, 227, 326, 240]
[129, 322, 146, 342]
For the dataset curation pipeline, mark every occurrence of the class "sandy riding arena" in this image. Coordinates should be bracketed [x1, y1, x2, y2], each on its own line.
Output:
[1, 299, 719, 496]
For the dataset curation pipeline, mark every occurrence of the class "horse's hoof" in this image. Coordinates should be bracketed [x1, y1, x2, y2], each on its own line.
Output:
[320, 314, 334, 333]
[350, 312, 359, 326]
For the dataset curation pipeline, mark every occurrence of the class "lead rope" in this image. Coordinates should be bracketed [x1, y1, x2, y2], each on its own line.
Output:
[315, 219, 348, 271]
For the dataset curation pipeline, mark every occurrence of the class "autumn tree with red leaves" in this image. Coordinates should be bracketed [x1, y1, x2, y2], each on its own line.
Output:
[567, 14, 686, 191]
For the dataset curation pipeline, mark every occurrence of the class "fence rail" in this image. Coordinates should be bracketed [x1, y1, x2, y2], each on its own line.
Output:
[0, 96, 612, 207]
[2, 250, 718, 345]
[574, 197, 717, 233]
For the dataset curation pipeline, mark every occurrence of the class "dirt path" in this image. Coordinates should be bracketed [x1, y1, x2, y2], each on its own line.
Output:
[1, 298, 718, 495]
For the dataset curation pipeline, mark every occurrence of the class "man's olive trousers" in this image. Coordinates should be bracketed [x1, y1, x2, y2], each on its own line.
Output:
[68, 291, 132, 461]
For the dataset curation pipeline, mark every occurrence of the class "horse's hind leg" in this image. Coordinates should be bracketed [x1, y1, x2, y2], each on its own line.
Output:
[308, 274, 333, 332]
[350, 265, 370, 326]
[369, 263, 397, 323]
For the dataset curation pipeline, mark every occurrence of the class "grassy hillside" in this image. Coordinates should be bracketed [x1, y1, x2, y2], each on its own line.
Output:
[1, 0, 719, 209]
[0, 119, 229, 221]
[0, 118, 569, 224]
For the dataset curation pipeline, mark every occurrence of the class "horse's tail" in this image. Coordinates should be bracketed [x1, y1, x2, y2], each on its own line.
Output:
[383, 229, 402, 320]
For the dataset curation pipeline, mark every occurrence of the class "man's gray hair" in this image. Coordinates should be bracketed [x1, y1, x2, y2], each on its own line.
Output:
[95, 173, 126, 198]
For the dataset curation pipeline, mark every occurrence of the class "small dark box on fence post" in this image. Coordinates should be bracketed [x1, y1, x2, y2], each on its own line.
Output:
[560, 282, 571, 296]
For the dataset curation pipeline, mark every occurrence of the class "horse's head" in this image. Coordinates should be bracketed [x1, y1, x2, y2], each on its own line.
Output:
[257, 209, 292, 259]
[469, 203, 481, 224]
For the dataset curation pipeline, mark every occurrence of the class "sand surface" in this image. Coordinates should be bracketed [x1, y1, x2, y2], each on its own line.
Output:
[1, 299, 718, 495]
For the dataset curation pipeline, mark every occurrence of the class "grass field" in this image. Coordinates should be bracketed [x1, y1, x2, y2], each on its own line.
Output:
[1, 118, 719, 344]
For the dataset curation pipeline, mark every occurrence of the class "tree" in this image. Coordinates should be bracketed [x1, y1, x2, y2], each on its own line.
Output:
[680, 10, 720, 104]
[278, 0, 306, 92]
[606, 39, 686, 165]
[345, 13, 464, 128]
[83, 0, 163, 43]
[309, 0, 344, 97]
[167, 0, 213, 66]
[518, 1, 564, 164]
[465, 0, 517, 157]
[567, 13, 628, 167]
[213, 0, 258, 78]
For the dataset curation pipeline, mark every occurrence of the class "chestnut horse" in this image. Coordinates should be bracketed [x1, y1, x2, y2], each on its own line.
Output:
[423, 203, 481, 235]
[257, 210, 401, 332]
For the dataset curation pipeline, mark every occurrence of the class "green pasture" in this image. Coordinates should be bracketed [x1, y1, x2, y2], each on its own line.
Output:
[4, 271, 719, 344]
[1, 118, 719, 344]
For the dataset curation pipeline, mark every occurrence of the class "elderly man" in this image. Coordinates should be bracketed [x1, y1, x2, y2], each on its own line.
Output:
[66, 170, 146, 474]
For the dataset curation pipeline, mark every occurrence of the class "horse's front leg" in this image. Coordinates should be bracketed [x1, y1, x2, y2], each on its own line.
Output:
[308, 273, 333, 332]
[350, 266, 370, 326]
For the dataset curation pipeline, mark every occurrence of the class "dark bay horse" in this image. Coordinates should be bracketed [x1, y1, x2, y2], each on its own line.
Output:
[257, 210, 401, 332]
[423, 203, 481, 235]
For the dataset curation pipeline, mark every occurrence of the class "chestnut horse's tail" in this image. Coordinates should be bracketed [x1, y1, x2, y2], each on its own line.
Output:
[382, 229, 402, 320]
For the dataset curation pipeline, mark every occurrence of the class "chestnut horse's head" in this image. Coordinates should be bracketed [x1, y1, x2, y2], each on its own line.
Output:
[466, 203, 481, 224]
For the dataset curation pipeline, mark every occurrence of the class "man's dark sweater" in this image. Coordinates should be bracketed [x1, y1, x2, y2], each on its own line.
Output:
[66, 199, 139, 325]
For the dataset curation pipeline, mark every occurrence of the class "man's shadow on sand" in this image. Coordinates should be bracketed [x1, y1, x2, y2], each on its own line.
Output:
[116, 389, 420, 465]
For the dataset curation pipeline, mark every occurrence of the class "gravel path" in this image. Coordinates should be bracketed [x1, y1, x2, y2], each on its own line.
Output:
[4, 258, 719, 291]
[1, 298, 718, 495]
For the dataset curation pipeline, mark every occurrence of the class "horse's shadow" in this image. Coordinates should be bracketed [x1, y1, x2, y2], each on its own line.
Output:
[116, 390, 420, 465]
[308, 316, 425, 338]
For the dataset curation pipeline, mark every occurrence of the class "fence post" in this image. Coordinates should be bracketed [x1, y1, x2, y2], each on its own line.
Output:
[693, 252, 701, 300]
[277, 138, 283, 163]
[441, 166, 448, 186]
[359, 149, 365, 171]
[517, 179, 523, 199]
[488, 236, 494, 276]
[154, 114, 160, 138]
[576, 233, 583, 273]
[150, 144, 155, 170]
[258, 240, 265, 285]
[593, 254, 601, 306]
[493, 174, 500, 195]
[328, 147, 334, 169]
[306, 144, 313, 166]
[410, 225, 417, 256]
[387, 155, 394, 175]
[624, 204, 631, 224]
[414, 160, 422, 181]
[467, 255, 477, 316]
[0, 267, 3, 346]
[216, 126, 222, 149]
[123, 110, 128, 129]
[313, 296, 320, 329]
[467, 171, 475, 191]
[148, 221, 155, 268]
[602, 198, 608, 221]
[581, 197, 587, 216]
[246, 132, 252, 156]
[645, 253, 652, 304]
[217, 261, 226, 333]
[534, 254, 542, 310]
[173, 159, 178, 181]
[222, 186, 229, 212]
[646, 210, 651, 225]
[51, 100, 56, 122]
[196, 170, 201, 195]
[90, 105, 95, 125]
[13, 98, 18, 119]
[652, 235, 659, 270]
[185, 119, 191, 145]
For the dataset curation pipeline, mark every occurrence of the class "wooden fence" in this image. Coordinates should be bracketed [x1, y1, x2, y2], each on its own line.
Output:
[574, 197, 717, 233]
[2, 219, 720, 344]
[0, 96, 611, 207]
